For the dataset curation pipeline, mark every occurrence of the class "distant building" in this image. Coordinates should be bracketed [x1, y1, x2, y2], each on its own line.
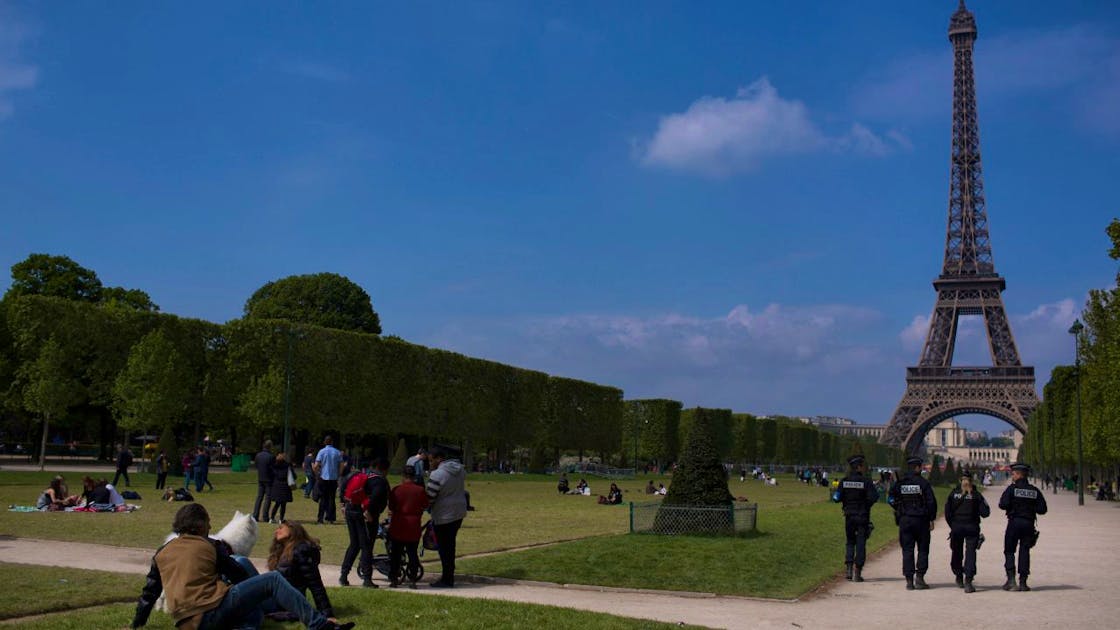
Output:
[925, 419, 1019, 467]
[811, 417, 886, 439]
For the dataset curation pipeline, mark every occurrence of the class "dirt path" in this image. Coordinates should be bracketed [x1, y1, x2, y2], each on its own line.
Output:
[3, 481, 1115, 629]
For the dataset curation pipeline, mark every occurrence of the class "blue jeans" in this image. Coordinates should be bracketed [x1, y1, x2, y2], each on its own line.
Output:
[198, 572, 329, 630]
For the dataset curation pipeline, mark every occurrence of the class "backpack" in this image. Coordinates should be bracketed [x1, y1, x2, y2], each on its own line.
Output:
[343, 472, 370, 510]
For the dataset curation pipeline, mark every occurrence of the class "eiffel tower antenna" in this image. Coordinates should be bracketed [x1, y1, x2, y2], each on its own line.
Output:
[881, 2, 1038, 453]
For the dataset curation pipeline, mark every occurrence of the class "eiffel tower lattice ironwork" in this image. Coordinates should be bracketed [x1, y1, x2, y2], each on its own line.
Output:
[880, 1, 1038, 454]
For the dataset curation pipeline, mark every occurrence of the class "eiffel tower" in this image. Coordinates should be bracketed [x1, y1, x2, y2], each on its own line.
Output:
[880, 1, 1039, 454]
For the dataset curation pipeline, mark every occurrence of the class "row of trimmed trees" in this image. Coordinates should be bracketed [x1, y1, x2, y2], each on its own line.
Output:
[624, 400, 905, 469]
[1019, 220, 1120, 481]
[0, 294, 622, 468]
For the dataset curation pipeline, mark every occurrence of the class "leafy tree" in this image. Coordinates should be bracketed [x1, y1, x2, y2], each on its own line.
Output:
[244, 273, 382, 334]
[23, 338, 82, 470]
[112, 330, 193, 434]
[238, 365, 285, 431]
[102, 286, 159, 312]
[6, 254, 103, 303]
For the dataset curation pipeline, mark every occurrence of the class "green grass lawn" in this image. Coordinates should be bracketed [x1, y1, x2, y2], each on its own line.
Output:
[459, 500, 899, 599]
[0, 470, 829, 561]
[0, 563, 705, 630]
[459, 481, 967, 599]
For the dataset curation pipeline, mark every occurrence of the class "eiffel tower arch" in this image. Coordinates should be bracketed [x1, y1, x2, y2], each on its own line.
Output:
[881, 1, 1039, 454]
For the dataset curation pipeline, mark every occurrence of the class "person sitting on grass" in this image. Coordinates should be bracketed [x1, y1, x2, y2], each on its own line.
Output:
[263, 520, 335, 621]
[557, 474, 570, 494]
[598, 483, 623, 505]
[37, 475, 79, 511]
[655, 483, 667, 495]
[645, 480, 657, 494]
[131, 503, 354, 630]
[575, 478, 589, 495]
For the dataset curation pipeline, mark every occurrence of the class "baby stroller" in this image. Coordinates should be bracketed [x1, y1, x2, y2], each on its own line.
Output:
[360, 518, 425, 586]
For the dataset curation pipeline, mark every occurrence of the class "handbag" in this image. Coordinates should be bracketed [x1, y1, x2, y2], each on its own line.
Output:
[287, 467, 297, 488]
[422, 520, 439, 551]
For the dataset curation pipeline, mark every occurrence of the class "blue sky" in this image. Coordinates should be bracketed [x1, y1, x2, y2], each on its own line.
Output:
[2, 1, 1118, 434]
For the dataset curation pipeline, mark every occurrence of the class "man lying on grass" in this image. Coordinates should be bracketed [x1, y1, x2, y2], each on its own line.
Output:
[131, 503, 354, 630]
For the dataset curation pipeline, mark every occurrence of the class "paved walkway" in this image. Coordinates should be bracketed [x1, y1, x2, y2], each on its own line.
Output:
[2, 481, 1115, 629]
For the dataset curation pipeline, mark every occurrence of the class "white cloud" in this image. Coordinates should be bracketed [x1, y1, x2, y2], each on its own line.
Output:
[424, 302, 888, 418]
[853, 24, 1120, 136]
[0, 15, 37, 120]
[640, 77, 906, 176]
[899, 314, 929, 352]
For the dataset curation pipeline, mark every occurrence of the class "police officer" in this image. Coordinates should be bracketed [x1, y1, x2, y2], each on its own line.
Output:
[998, 462, 1047, 592]
[944, 470, 990, 593]
[888, 456, 937, 590]
[834, 454, 879, 582]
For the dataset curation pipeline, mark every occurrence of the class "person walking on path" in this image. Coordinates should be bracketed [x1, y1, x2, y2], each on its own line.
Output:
[314, 436, 343, 525]
[155, 449, 169, 491]
[388, 463, 429, 588]
[338, 457, 389, 587]
[269, 453, 295, 523]
[113, 444, 133, 487]
[999, 462, 1047, 592]
[889, 456, 937, 590]
[426, 445, 468, 588]
[253, 440, 276, 522]
[944, 471, 990, 593]
[834, 454, 879, 582]
[130, 503, 354, 630]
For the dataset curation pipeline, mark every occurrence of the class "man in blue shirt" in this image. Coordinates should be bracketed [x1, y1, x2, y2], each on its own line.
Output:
[314, 436, 343, 524]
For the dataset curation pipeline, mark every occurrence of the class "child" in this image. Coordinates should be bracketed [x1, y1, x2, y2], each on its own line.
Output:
[387, 464, 430, 587]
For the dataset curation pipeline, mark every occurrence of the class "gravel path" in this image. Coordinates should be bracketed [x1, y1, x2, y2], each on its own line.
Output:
[3, 480, 1114, 629]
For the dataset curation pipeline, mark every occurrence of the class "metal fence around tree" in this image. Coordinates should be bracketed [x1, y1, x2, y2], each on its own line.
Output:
[629, 501, 758, 536]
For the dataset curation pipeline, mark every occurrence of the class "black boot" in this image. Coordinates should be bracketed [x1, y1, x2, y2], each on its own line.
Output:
[964, 577, 975, 593]
[845, 563, 853, 581]
[955, 574, 964, 588]
[1017, 576, 1030, 592]
[906, 576, 915, 590]
[1002, 571, 1016, 591]
[914, 574, 929, 590]
[853, 566, 864, 583]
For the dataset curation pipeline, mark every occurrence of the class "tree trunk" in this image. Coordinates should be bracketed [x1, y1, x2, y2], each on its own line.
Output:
[38, 413, 50, 471]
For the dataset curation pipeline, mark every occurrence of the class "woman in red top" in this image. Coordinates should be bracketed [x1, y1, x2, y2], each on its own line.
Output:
[387, 465, 430, 587]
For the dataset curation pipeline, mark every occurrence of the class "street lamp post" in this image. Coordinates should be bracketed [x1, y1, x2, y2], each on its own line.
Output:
[1069, 319, 1085, 507]
[1050, 412, 1057, 495]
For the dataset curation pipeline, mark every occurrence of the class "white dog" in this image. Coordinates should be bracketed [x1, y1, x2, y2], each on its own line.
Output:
[155, 510, 259, 612]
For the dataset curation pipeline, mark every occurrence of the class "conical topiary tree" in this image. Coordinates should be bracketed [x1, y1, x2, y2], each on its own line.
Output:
[663, 408, 734, 506]
[944, 457, 956, 482]
[653, 408, 734, 535]
[390, 438, 409, 475]
[929, 454, 943, 484]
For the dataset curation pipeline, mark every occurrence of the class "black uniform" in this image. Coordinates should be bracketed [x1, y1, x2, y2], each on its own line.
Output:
[998, 478, 1047, 579]
[944, 486, 990, 579]
[838, 471, 879, 568]
[889, 471, 937, 579]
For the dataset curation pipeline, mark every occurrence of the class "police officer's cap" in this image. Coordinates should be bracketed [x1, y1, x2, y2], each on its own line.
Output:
[959, 471, 972, 479]
[906, 456, 923, 466]
[1010, 462, 1031, 473]
[847, 455, 865, 466]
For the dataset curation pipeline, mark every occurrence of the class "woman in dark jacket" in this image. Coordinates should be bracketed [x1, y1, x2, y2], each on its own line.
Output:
[267, 520, 334, 619]
[269, 453, 294, 523]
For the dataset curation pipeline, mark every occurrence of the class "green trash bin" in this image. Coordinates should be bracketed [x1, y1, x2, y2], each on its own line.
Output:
[231, 453, 250, 472]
